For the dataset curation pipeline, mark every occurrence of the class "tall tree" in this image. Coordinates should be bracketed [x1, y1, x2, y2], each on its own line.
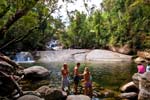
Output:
[0, 0, 66, 51]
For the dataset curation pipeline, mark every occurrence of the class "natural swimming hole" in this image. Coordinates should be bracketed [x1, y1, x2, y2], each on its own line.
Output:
[20, 61, 137, 99]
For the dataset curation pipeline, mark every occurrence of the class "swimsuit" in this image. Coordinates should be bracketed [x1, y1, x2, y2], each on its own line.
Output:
[62, 77, 69, 89]
[74, 75, 80, 85]
[85, 81, 92, 88]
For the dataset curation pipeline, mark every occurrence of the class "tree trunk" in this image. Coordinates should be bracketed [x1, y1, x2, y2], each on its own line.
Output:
[0, 0, 39, 39]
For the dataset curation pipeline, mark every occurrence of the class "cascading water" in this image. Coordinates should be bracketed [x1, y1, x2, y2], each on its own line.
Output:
[14, 52, 35, 63]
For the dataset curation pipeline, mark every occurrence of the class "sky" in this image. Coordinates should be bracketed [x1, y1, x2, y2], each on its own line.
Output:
[52, 0, 103, 22]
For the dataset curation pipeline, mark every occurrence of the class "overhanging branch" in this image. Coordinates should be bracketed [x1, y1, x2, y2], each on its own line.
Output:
[0, 0, 39, 39]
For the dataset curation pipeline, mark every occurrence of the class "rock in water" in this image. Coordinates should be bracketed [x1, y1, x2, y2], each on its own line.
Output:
[67, 95, 91, 100]
[36, 86, 67, 100]
[17, 95, 43, 100]
[23, 66, 50, 80]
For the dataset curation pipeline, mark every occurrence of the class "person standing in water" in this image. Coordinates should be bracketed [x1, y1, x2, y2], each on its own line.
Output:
[73, 62, 81, 94]
[82, 67, 92, 97]
[61, 63, 70, 91]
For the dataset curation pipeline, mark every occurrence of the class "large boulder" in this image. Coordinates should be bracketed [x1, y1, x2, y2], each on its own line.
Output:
[17, 95, 43, 100]
[0, 61, 14, 74]
[119, 92, 138, 100]
[37, 49, 132, 62]
[36, 86, 67, 100]
[132, 73, 141, 88]
[0, 71, 16, 97]
[137, 51, 150, 59]
[23, 66, 50, 80]
[132, 72, 150, 100]
[134, 51, 150, 64]
[66, 95, 91, 100]
[108, 44, 132, 54]
[138, 72, 150, 100]
[0, 65, 22, 97]
[0, 56, 24, 98]
[120, 81, 139, 93]
[86, 50, 132, 62]
[134, 57, 147, 64]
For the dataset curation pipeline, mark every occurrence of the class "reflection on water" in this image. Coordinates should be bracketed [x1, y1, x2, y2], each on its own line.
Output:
[89, 62, 136, 90]
[21, 61, 137, 98]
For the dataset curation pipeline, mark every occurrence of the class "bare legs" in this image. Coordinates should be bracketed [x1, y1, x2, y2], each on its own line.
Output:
[84, 85, 92, 97]
[74, 83, 78, 94]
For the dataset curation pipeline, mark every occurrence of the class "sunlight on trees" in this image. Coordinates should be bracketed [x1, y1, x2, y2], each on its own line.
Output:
[0, 0, 150, 52]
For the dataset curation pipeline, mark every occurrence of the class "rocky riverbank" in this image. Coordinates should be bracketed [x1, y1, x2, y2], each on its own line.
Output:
[120, 72, 150, 100]
[0, 52, 134, 100]
[0, 54, 91, 100]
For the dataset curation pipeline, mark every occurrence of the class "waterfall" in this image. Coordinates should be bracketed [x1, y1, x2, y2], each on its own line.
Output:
[14, 52, 35, 63]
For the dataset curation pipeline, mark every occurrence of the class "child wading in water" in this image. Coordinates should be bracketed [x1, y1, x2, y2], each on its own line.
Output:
[61, 63, 70, 91]
[82, 67, 92, 97]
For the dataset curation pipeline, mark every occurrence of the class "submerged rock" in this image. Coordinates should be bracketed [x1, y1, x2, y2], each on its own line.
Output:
[36, 86, 67, 100]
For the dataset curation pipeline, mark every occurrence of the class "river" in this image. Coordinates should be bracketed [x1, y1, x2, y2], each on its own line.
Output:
[20, 61, 137, 99]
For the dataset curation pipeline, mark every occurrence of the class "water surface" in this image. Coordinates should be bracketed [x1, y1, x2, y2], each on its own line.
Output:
[21, 61, 137, 99]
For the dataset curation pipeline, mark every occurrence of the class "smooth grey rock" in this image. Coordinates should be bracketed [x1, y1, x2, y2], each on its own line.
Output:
[86, 50, 132, 62]
[132, 72, 150, 100]
[17, 95, 43, 100]
[36, 86, 67, 100]
[138, 72, 150, 100]
[120, 81, 139, 93]
[37, 49, 132, 62]
[119, 92, 138, 99]
[24, 66, 50, 79]
[67, 95, 91, 100]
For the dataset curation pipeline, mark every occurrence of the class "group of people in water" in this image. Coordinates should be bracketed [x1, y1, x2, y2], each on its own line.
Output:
[61, 61, 150, 96]
[61, 62, 92, 97]
[137, 62, 150, 74]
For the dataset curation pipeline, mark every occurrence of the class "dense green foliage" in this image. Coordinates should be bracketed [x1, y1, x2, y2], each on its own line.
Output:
[0, 0, 150, 52]
[61, 0, 150, 51]
[0, 0, 65, 51]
